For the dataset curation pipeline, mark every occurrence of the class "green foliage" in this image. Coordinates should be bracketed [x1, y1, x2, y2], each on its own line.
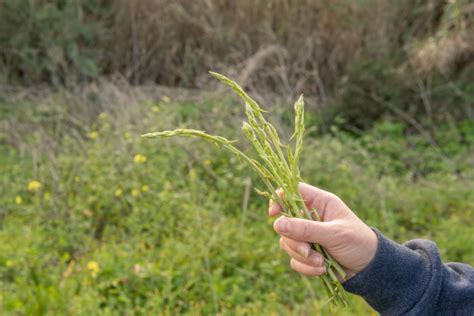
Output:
[0, 0, 110, 85]
[322, 57, 474, 132]
[1, 92, 473, 314]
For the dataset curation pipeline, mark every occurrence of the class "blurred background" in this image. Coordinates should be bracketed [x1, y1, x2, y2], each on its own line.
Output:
[1, 0, 473, 315]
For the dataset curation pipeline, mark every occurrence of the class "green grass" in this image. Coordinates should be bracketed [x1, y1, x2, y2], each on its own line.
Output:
[0, 91, 473, 315]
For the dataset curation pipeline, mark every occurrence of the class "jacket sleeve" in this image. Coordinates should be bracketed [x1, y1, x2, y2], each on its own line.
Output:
[342, 229, 474, 315]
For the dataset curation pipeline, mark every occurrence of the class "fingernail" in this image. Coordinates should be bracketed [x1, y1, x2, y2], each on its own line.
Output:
[310, 254, 322, 266]
[297, 244, 309, 258]
[275, 218, 290, 233]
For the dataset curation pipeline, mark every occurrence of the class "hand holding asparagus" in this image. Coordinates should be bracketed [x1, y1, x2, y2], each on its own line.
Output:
[143, 72, 357, 307]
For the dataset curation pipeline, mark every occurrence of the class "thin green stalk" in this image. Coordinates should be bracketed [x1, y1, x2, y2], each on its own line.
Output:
[142, 129, 284, 209]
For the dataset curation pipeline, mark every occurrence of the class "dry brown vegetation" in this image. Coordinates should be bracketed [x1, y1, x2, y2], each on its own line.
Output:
[103, 1, 472, 92]
[1, 0, 473, 129]
[1, 1, 472, 89]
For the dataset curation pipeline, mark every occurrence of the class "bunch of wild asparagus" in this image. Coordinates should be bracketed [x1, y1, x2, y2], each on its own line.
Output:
[142, 72, 351, 307]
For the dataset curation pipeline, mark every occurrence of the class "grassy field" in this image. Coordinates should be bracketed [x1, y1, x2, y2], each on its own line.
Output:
[1, 1, 473, 315]
[1, 83, 473, 315]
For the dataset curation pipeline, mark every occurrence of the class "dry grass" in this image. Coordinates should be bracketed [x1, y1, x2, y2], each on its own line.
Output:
[104, 1, 453, 95]
[409, 2, 474, 75]
[2, 0, 472, 99]
[98, 0, 473, 98]
[1, 0, 472, 133]
[411, 33, 474, 73]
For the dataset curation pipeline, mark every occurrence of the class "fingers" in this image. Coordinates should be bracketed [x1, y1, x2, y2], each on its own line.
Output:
[279, 237, 324, 268]
[268, 183, 340, 220]
[273, 216, 335, 245]
[290, 258, 326, 276]
[298, 183, 339, 220]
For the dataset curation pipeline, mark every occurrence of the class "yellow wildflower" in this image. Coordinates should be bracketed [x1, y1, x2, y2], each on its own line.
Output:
[204, 159, 212, 166]
[98, 112, 107, 120]
[133, 154, 147, 164]
[131, 189, 139, 197]
[44, 191, 51, 202]
[28, 180, 42, 192]
[152, 106, 160, 113]
[89, 131, 98, 140]
[189, 169, 197, 181]
[86, 261, 100, 278]
[161, 95, 171, 103]
[114, 189, 123, 197]
[141, 185, 149, 193]
[15, 195, 22, 205]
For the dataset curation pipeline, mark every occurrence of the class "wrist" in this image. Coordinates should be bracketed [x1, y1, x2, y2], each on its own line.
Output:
[344, 226, 378, 279]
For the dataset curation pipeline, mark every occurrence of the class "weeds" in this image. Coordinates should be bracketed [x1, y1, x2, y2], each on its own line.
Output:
[1, 81, 472, 314]
[143, 72, 351, 307]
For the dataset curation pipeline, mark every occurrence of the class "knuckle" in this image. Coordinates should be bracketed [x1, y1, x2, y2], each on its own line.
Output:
[300, 221, 312, 240]
[326, 192, 337, 200]
[327, 192, 341, 204]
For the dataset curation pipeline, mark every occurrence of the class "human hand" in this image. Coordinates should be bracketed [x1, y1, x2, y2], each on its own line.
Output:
[269, 183, 378, 279]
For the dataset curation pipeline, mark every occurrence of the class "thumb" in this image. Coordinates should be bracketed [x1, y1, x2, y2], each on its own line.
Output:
[273, 216, 336, 245]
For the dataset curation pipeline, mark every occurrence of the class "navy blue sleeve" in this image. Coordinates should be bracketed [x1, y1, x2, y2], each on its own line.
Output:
[342, 229, 474, 315]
